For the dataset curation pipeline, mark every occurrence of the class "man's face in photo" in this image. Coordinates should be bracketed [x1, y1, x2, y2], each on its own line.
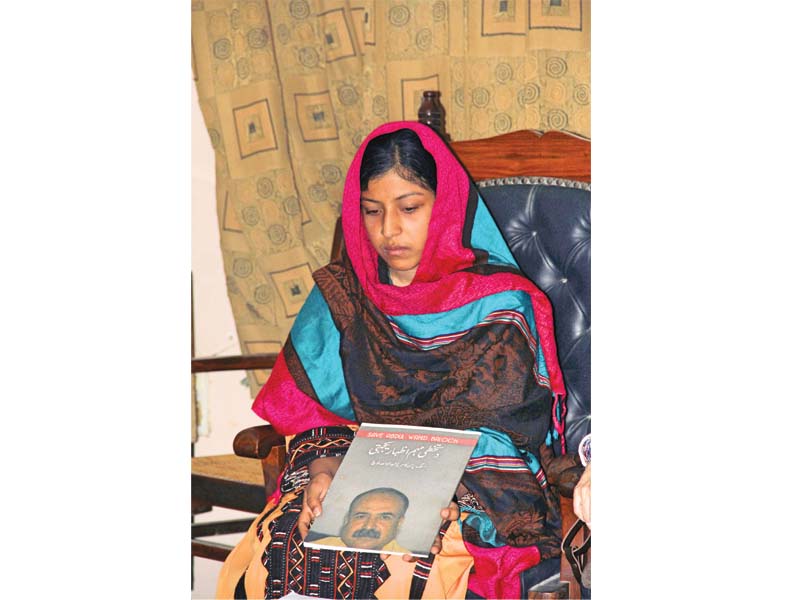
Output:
[340, 491, 405, 550]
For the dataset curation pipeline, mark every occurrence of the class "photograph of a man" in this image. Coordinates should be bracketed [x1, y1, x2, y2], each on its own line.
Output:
[310, 487, 409, 553]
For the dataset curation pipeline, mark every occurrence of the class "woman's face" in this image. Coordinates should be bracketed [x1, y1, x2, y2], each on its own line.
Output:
[360, 169, 435, 287]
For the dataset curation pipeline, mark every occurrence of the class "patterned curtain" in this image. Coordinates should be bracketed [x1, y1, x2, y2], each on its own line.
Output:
[191, 0, 590, 395]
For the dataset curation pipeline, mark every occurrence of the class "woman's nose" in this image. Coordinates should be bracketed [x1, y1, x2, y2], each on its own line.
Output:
[381, 210, 401, 238]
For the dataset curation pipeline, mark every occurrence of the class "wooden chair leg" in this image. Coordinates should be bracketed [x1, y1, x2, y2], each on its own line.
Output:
[528, 581, 570, 599]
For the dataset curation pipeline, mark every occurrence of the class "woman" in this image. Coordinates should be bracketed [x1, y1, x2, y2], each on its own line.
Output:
[217, 122, 568, 600]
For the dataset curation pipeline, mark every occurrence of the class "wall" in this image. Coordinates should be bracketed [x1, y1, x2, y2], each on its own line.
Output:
[191, 80, 264, 599]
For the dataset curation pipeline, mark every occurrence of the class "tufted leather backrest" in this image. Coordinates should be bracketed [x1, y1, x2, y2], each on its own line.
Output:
[479, 177, 591, 454]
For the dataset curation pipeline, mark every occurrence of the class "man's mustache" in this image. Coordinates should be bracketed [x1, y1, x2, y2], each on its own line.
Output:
[352, 528, 381, 539]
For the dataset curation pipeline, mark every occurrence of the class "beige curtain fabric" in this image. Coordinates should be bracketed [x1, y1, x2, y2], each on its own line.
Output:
[191, 0, 590, 395]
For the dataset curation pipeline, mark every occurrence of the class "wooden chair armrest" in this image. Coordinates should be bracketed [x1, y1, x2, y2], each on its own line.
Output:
[191, 353, 278, 373]
[550, 465, 584, 499]
[538, 442, 584, 499]
[233, 425, 286, 459]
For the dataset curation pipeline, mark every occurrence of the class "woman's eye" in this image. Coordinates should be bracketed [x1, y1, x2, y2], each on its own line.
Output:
[402, 206, 419, 213]
[362, 207, 380, 216]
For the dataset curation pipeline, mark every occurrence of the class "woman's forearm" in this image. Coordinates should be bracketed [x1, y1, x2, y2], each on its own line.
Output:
[309, 455, 344, 479]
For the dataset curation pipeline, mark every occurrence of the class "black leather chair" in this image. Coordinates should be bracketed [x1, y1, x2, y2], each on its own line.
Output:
[479, 177, 591, 454]
[478, 176, 590, 598]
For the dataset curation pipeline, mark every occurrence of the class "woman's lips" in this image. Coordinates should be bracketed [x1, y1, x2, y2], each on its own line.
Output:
[383, 246, 409, 257]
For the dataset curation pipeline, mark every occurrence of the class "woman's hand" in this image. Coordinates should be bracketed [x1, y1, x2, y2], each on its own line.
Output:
[573, 462, 591, 529]
[384, 497, 461, 563]
[425, 501, 460, 558]
[297, 455, 343, 539]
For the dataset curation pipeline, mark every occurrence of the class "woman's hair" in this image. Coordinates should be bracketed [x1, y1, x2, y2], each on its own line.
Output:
[359, 128, 437, 193]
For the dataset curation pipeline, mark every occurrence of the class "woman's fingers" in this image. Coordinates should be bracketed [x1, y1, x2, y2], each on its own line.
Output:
[304, 475, 329, 518]
[429, 536, 443, 555]
[305, 488, 323, 518]
[440, 501, 459, 522]
[299, 476, 331, 538]
[297, 504, 315, 538]
[421, 501, 460, 558]
[303, 474, 331, 517]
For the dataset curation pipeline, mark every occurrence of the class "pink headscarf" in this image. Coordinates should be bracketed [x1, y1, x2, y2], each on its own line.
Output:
[341, 121, 565, 398]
